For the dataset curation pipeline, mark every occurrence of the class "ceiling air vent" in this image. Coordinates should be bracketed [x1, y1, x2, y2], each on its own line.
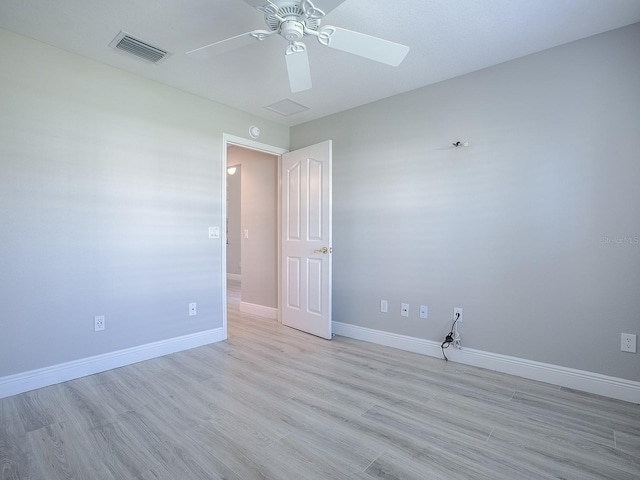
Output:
[109, 31, 171, 64]
[265, 98, 309, 116]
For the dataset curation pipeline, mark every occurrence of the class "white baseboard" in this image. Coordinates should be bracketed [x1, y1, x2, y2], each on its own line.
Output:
[239, 301, 278, 319]
[227, 273, 241, 282]
[0, 328, 226, 400]
[332, 322, 640, 404]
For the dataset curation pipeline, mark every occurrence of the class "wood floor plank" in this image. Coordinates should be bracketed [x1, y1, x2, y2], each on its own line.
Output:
[116, 407, 243, 480]
[286, 393, 498, 479]
[0, 396, 25, 441]
[615, 430, 640, 457]
[91, 420, 161, 479]
[258, 432, 375, 480]
[13, 386, 69, 434]
[56, 381, 120, 430]
[426, 389, 618, 448]
[69, 374, 144, 416]
[357, 402, 548, 480]
[488, 426, 640, 480]
[135, 464, 175, 480]
[454, 362, 562, 399]
[156, 427, 246, 480]
[377, 398, 494, 443]
[0, 433, 33, 480]
[232, 333, 440, 413]
[184, 419, 278, 480]
[512, 391, 640, 437]
[228, 390, 387, 472]
[558, 386, 640, 420]
[364, 449, 450, 480]
[25, 420, 118, 480]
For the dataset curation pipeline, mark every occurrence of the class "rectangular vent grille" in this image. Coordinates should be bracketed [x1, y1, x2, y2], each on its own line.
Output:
[109, 32, 170, 64]
[265, 98, 310, 116]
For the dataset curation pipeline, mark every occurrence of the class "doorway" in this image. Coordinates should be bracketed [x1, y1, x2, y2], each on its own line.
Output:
[221, 134, 287, 339]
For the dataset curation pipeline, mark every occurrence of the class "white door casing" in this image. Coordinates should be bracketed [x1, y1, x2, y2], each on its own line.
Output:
[281, 141, 332, 339]
[222, 133, 287, 340]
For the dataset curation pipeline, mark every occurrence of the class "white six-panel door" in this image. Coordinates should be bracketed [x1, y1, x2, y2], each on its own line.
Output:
[281, 141, 332, 339]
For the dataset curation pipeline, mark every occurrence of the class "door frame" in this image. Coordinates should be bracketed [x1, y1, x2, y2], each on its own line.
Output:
[221, 133, 287, 339]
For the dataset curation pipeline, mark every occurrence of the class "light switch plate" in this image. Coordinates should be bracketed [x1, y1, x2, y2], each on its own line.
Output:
[380, 300, 388, 313]
[208, 226, 220, 239]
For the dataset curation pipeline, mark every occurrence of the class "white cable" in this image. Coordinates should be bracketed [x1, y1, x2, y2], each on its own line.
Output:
[452, 321, 461, 349]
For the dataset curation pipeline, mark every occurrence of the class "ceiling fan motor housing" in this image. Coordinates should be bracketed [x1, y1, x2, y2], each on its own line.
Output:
[281, 20, 305, 41]
[264, 2, 321, 39]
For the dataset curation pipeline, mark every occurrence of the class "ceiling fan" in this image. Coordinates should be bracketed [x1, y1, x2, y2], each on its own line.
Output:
[186, 0, 410, 93]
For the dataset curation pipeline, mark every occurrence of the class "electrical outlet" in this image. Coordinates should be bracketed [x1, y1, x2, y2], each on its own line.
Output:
[401, 303, 409, 317]
[189, 302, 197, 316]
[94, 315, 105, 332]
[380, 300, 388, 313]
[454, 307, 463, 323]
[621, 333, 637, 353]
[419, 305, 428, 319]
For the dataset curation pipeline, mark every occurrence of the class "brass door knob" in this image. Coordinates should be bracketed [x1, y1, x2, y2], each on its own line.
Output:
[313, 246, 329, 254]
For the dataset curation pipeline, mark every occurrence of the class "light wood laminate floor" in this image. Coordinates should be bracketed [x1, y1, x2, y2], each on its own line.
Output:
[1, 280, 639, 479]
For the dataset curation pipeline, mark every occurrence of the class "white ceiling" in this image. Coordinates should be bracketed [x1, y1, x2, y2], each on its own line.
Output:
[1, 0, 639, 127]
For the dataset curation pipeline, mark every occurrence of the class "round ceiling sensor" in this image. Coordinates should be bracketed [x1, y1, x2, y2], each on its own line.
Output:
[249, 125, 261, 139]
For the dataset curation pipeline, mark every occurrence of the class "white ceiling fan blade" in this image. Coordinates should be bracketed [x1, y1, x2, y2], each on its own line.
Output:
[285, 45, 312, 93]
[300, 0, 346, 18]
[241, 0, 274, 8]
[314, 0, 345, 15]
[186, 30, 273, 59]
[240, 0, 280, 15]
[320, 26, 409, 66]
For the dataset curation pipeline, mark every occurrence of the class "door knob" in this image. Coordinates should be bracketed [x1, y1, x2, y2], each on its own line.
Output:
[313, 246, 329, 254]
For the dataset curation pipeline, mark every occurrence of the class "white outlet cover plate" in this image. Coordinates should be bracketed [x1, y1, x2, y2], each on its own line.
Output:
[94, 315, 105, 332]
[454, 307, 463, 323]
[419, 305, 428, 319]
[621, 333, 637, 353]
[401, 303, 409, 317]
[189, 303, 197, 316]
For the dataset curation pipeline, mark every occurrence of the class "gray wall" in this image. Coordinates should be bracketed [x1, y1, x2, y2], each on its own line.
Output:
[291, 23, 640, 382]
[226, 164, 242, 276]
[227, 146, 278, 309]
[0, 28, 288, 378]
